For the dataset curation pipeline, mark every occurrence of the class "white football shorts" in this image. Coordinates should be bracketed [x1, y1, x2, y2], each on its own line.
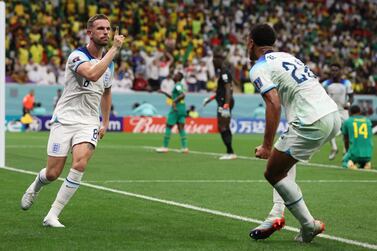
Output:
[47, 123, 99, 157]
[275, 111, 341, 162]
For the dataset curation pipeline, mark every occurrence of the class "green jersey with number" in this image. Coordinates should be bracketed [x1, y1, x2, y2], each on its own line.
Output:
[341, 115, 373, 158]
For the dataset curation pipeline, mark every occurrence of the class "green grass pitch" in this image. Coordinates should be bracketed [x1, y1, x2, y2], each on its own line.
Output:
[1, 132, 377, 250]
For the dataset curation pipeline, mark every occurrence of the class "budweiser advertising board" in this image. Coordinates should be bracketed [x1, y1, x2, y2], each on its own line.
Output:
[123, 116, 218, 134]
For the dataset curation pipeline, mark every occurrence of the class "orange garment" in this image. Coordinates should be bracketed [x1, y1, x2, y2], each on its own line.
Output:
[23, 94, 35, 110]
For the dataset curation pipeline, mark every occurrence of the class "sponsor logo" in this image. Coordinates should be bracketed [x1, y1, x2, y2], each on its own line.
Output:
[72, 56, 81, 63]
[124, 117, 218, 134]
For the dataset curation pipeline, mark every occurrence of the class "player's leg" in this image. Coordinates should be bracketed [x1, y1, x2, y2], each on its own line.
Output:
[218, 113, 236, 160]
[156, 112, 176, 153]
[250, 165, 296, 239]
[328, 137, 338, 160]
[265, 149, 324, 243]
[177, 122, 188, 153]
[21, 157, 67, 210]
[21, 123, 69, 210]
[342, 151, 357, 169]
[44, 142, 95, 227]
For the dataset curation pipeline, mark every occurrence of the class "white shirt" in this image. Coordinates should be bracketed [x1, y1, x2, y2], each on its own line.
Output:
[249, 52, 337, 125]
[322, 78, 353, 111]
[27, 69, 43, 83]
[160, 78, 175, 93]
[52, 47, 114, 126]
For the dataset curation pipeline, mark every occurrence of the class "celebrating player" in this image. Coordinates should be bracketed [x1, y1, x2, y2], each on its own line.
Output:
[342, 105, 373, 169]
[203, 54, 236, 160]
[247, 24, 341, 242]
[20, 14, 125, 227]
[156, 72, 188, 153]
[322, 63, 354, 160]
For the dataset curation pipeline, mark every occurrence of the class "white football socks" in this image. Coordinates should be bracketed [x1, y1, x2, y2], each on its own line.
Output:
[269, 165, 297, 218]
[46, 168, 83, 219]
[330, 138, 337, 151]
[29, 168, 50, 193]
[274, 175, 314, 227]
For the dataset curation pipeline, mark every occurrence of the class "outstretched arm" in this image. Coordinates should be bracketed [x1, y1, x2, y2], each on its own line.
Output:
[203, 94, 216, 106]
[158, 90, 172, 99]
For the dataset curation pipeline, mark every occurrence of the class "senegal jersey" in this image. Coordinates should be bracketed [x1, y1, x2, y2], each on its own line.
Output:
[341, 115, 373, 158]
[249, 52, 338, 125]
[52, 47, 114, 126]
[171, 82, 186, 112]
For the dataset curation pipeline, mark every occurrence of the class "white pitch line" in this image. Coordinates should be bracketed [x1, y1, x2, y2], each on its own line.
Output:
[143, 146, 377, 174]
[84, 179, 377, 184]
[1, 166, 377, 250]
[6, 144, 377, 174]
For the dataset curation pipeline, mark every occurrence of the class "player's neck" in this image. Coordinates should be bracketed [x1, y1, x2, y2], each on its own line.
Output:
[86, 42, 104, 59]
[256, 46, 274, 59]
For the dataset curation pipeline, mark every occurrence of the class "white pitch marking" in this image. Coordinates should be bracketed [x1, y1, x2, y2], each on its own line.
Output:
[6, 144, 377, 173]
[84, 179, 377, 184]
[1, 165, 376, 250]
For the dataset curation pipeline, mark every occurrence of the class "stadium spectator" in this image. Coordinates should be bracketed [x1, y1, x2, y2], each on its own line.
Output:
[187, 105, 199, 118]
[113, 62, 134, 92]
[131, 102, 159, 117]
[22, 90, 35, 115]
[32, 102, 47, 116]
[4, 1, 376, 95]
[251, 103, 265, 119]
[27, 65, 44, 84]
[160, 74, 175, 94]
[53, 89, 62, 109]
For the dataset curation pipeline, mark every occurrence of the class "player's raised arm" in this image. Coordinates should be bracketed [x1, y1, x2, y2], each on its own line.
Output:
[77, 26, 125, 82]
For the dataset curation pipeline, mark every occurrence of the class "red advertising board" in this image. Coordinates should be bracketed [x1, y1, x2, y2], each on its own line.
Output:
[123, 116, 218, 134]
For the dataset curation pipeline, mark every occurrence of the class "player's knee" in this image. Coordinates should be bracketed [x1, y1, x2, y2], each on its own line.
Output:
[264, 170, 277, 185]
[72, 159, 88, 172]
[46, 169, 60, 181]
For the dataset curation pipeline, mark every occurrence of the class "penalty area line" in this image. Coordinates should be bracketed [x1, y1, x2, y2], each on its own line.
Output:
[1, 166, 377, 250]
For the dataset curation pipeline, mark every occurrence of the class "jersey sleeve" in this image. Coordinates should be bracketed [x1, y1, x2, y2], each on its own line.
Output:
[104, 62, 114, 89]
[67, 50, 90, 72]
[343, 79, 353, 94]
[174, 84, 184, 94]
[249, 65, 276, 95]
[322, 79, 330, 90]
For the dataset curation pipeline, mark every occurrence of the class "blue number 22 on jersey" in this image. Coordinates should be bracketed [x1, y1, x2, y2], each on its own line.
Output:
[282, 61, 316, 84]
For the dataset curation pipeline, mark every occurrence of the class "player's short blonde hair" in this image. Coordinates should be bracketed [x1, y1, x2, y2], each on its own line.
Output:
[87, 14, 109, 29]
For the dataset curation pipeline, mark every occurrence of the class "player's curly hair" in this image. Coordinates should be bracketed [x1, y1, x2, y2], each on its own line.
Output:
[87, 14, 109, 29]
[249, 24, 276, 46]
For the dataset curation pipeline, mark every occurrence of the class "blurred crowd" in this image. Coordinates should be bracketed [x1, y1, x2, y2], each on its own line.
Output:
[5, 0, 377, 94]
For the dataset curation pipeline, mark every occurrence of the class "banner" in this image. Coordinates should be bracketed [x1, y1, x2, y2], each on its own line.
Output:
[5, 115, 124, 132]
[123, 116, 218, 134]
[231, 118, 288, 134]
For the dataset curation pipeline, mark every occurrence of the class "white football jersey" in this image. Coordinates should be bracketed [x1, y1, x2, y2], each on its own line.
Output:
[249, 52, 338, 125]
[322, 79, 353, 111]
[52, 47, 114, 126]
